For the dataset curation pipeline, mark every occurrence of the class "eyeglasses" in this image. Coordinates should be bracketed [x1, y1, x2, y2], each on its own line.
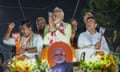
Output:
[87, 19, 97, 24]
[54, 54, 64, 56]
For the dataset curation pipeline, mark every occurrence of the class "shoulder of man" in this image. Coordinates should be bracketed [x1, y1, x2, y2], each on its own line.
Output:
[44, 24, 50, 29]
[96, 31, 101, 35]
[64, 22, 71, 27]
[79, 31, 86, 36]
[64, 62, 73, 72]
[43, 24, 50, 35]
[33, 33, 42, 38]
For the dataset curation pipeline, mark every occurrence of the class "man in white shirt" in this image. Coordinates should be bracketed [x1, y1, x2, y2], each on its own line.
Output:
[77, 17, 110, 61]
[3, 20, 43, 59]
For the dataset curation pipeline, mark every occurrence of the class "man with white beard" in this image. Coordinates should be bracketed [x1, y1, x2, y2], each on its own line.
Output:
[43, 7, 72, 47]
[52, 48, 73, 72]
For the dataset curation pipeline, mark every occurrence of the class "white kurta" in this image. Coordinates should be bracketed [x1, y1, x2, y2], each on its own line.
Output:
[77, 31, 110, 61]
[44, 22, 72, 46]
[3, 33, 43, 59]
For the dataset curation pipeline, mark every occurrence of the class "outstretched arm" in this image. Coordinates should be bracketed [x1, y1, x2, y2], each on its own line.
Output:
[4, 22, 15, 40]
[3, 22, 16, 46]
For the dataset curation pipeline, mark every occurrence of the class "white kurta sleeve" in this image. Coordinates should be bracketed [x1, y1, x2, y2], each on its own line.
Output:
[100, 36, 110, 54]
[77, 34, 85, 48]
[36, 35, 43, 56]
[43, 32, 50, 46]
[3, 38, 16, 46]
[65, 23, 72, 41]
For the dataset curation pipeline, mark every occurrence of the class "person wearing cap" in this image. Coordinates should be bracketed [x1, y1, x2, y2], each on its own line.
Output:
[36, 17, 46, 37]
[77, 17, 110, 61]
[52, 48, 73, 72]
[3, 20, 43, 59]
[43, 7, 72, 47]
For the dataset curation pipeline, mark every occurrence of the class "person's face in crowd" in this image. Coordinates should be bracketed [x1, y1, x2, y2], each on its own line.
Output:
[20, 24, 32, 37]
[86, 18, 97, 32]
[53, 11, 64, 24]
[53, 49, 65, 64]
[84, 12, 94, 23]
[70, 20, 77, 29]
[37, 18, 45, 30]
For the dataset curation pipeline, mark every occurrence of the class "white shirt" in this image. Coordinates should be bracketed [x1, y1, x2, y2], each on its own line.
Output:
[3, 33, 43, 58]
[76, 31, 110, 61]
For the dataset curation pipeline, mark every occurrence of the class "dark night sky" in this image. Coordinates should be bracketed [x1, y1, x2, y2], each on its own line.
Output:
[0, 0, 87, 36]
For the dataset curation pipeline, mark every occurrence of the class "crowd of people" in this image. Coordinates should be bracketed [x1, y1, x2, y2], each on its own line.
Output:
[1, 7, 111, 72]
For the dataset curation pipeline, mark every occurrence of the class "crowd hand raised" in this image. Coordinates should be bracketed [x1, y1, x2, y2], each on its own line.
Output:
[8, 22, 15, 31]
[48, 16, 56, 31]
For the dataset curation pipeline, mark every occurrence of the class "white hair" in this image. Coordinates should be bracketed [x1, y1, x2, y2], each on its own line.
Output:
[36, 17, 46, 30]
[53, 7, 64, 17]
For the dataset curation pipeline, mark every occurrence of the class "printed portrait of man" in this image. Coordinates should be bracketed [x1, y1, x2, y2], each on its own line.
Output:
[47, 42, 73, 72]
